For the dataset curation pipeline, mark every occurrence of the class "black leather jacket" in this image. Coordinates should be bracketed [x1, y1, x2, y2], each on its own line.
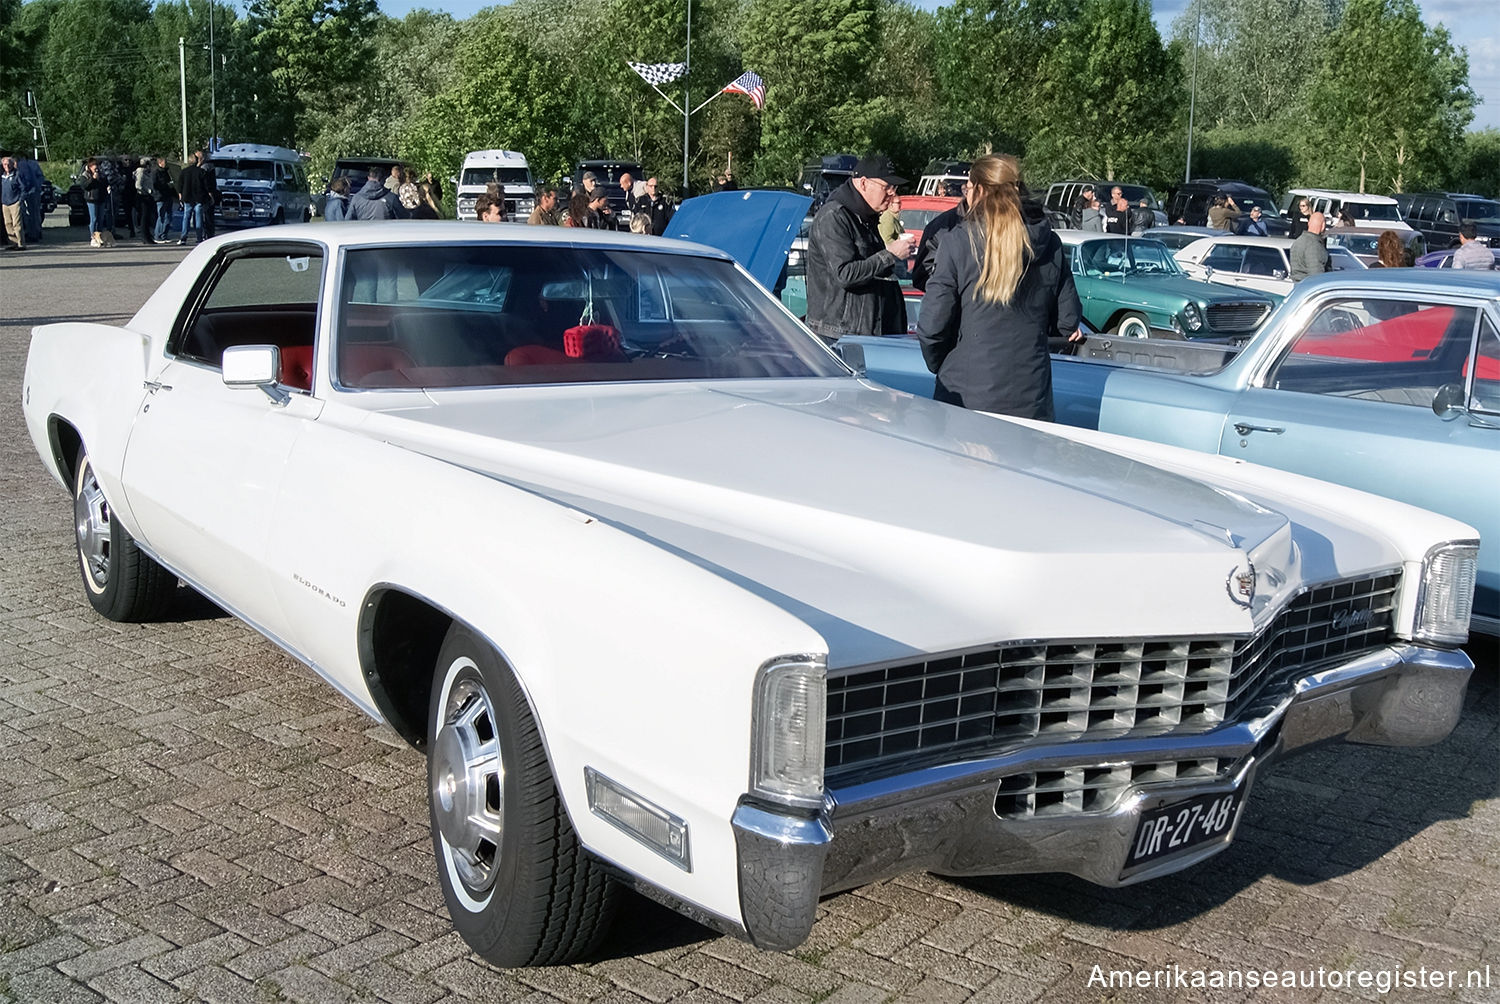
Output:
[804, 180, 906, 339]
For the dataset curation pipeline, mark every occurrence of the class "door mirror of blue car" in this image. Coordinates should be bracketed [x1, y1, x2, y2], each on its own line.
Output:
[1433, 383, 1467, 420]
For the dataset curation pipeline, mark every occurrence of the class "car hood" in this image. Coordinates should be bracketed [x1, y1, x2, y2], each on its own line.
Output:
[666, 190, 812, 290]
[1139, 273, 1277, 305]
[358, 381, 1319, 666]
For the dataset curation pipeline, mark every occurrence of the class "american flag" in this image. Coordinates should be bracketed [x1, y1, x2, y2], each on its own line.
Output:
[629, 62, 688, 87]
[723, 70, 765, 110]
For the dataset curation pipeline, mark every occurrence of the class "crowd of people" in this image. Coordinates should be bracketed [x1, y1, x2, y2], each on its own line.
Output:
[0, 153, 48, 251]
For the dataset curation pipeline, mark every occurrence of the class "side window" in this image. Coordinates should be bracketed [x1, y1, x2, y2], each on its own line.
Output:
[1472, 315, 1500, 413]
[1241, 247, 1285, 277]
[1269, 297, 1478, 407]
[1412, 197, 1434, 223]
[1203, 244, 1245, 272]
[174, 249, 324, 386]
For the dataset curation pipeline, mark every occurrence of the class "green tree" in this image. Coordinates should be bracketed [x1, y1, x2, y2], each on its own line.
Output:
[245, 0, 381, 145]
[1027, 0, 1184, 185]
[1170, 0, 1343, 130]
[33, 0, 153, 158]
[739, 0, 896, 186]
[1304, 0, 1474, 193]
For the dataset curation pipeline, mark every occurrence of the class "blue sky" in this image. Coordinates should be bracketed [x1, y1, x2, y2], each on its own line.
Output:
[371, 0, 1500, 131]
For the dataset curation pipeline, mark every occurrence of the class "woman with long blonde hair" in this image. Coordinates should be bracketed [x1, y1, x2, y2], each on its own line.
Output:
[916, 154, 1081, 419]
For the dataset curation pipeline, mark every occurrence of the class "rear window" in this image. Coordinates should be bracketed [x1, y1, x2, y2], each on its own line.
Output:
[335, 244, 845, 389]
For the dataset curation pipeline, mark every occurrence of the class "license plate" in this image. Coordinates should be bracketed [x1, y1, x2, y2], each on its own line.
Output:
[222, 209, 239, 219]
[1126, 789, 1242, 869]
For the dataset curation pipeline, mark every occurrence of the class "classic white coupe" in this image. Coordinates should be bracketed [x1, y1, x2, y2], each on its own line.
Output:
[22, 214, 1479, 967]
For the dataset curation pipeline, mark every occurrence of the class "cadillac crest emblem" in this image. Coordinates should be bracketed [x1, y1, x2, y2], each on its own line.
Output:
[1226, 561, 1256, 608]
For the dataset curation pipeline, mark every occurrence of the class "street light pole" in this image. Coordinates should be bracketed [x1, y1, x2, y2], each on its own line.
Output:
[1184, 0, 1200, 185]
[209, 0, 216, 150]
[682, 0, 691, 196]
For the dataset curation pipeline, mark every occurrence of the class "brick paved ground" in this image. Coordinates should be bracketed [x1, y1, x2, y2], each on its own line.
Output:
[2, 215, 1497, 1003]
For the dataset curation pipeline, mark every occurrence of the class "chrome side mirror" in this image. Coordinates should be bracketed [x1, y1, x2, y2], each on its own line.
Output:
[1432, 383, 1467, 420]
[1273, 269, 1287, 280]
[222, 345, 289, 405]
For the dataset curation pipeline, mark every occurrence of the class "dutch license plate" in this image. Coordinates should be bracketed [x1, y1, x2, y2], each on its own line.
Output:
[1126, 789, 1242, 869]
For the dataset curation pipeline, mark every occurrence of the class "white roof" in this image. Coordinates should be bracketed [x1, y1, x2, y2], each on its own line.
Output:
[212, 143, 302, 161]
[1178, 234, 1295, 249]
[1055, 229, 1174, 246]
[462, 149, 529, 165]
[1287, 188, 1399, 205]
[183, 220, 731, 257]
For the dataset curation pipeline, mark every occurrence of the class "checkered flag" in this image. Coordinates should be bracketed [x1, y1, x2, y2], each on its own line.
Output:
[723, 71, 765, 110]
[629, 62, 688, 87]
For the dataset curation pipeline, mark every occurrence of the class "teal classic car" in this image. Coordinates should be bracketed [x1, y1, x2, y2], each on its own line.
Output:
[1061, 231, 1280, 340]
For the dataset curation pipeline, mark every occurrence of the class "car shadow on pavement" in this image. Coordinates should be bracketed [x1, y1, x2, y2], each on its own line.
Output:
[158, 581, 233, 623]
[947, 654, 1498, 933]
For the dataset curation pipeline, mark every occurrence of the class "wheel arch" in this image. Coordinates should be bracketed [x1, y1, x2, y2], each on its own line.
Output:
[356, 583, 555, 759]
[48, 416, 84, 488]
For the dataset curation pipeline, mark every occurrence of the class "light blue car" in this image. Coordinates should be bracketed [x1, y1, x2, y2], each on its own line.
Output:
[836, 269, 1500, 635]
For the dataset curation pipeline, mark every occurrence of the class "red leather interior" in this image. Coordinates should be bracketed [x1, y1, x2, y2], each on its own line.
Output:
[279, 345, 314, 391]
[505, 345, 571, 366]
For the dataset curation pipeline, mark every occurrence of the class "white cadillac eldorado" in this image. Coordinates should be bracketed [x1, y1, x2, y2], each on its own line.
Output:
[22, 209, 1479, 967]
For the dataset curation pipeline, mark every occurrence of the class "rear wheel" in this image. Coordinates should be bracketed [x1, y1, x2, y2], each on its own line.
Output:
[1111, 312, 1152, 339]
[73, 449, 176, 621]
[427, 623, 617, 967]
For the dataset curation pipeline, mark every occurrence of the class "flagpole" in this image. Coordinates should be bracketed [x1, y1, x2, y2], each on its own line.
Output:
[682, 0, 691, 196]
[689, 90, 724, 116]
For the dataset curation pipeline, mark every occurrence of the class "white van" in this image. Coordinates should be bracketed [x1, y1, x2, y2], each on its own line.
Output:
[456, 150, 535, 221]
[1282, 188, 1412, 231]
[209, 143, 311, 227]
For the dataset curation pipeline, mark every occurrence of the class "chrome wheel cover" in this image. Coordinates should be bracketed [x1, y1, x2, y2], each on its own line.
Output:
[432, 667, 505, 904]
[1119, 315, 1150, 339]
[75, 463, 111, 592]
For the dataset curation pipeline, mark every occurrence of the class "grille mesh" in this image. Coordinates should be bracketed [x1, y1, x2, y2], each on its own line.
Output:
[1205, 302, 1272, 332]
[995, 757, 1232, 818]
[826, 572, 1399, 784]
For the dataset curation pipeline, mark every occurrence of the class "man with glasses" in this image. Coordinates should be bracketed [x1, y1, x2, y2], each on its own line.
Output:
[804, 155, 914, 339]
[632, 176, 672, 235]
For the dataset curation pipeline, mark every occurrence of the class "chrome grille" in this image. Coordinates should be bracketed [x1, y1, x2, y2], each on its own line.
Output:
[825, 572, 1399, 784]
[995, 757, 1233, 818]
[1205, 302, 1272, 332]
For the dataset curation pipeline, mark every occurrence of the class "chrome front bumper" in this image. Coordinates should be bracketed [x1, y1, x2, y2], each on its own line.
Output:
[730, 643, 1472, 951]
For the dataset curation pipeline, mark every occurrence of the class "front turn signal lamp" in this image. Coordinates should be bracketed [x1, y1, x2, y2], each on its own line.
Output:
[1414, 541, 1478, 645]
[751, 656, 826, 810]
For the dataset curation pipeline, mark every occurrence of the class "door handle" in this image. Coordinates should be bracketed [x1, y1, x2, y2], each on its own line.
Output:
[143, 380, 173, 394]
[1234, 422, 1284, 436]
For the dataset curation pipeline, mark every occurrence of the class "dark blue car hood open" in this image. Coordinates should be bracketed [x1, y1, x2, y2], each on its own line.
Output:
[666, 190, 811, 290]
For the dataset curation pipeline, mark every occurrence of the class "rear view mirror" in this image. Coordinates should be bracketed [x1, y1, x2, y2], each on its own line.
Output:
[222, 345, 290, 405]
[1432, 383, 1467, 420]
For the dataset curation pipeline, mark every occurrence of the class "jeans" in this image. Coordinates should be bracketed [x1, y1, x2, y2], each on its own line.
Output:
[137, 198, 156, 240]
[155, 200, 172, 241]
[86, 201, 100, 233]
[24, 191, 42, 241]
[179, 202, 202, 241]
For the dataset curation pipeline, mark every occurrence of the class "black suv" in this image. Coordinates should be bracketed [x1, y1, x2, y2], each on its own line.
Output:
[1167, 179, 1288, 235]
[798, 154, 858, 211]
[574, 159, 643, 220]
[1395, 192, 1500, 249]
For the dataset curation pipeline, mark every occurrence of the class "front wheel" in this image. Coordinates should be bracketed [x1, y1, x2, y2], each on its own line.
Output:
[73, 449, 176, 621]
[1111, 312, 1152, 340]
[427, 623, 617, 967]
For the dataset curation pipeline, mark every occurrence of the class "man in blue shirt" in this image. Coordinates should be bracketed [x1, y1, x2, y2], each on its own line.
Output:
[1, 156, 31, 250]
[1240, 206, 1269, 236]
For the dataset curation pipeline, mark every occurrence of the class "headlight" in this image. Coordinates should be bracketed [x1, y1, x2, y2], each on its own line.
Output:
[751, 656, 826, 809]
[1182, 302, 1204, 331]
[1414, 541, 1478, 645]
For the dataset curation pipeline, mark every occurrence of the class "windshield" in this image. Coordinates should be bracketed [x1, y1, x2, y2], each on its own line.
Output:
[1073, 238, 1183, 277]
[1457, 199, 1500, 224]
[1234, 194, 1282, 217]
[1328, 246, 1367, 270]
[900, 208, 945, 231]
[1344, 201, 1402, 222]
[214, 159, 274, 182]
[1113, 185, 1160, 210]
[336, 245, 845, 389]
[1329, 231, 1381, 254]
[461, 167, 531, 188]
